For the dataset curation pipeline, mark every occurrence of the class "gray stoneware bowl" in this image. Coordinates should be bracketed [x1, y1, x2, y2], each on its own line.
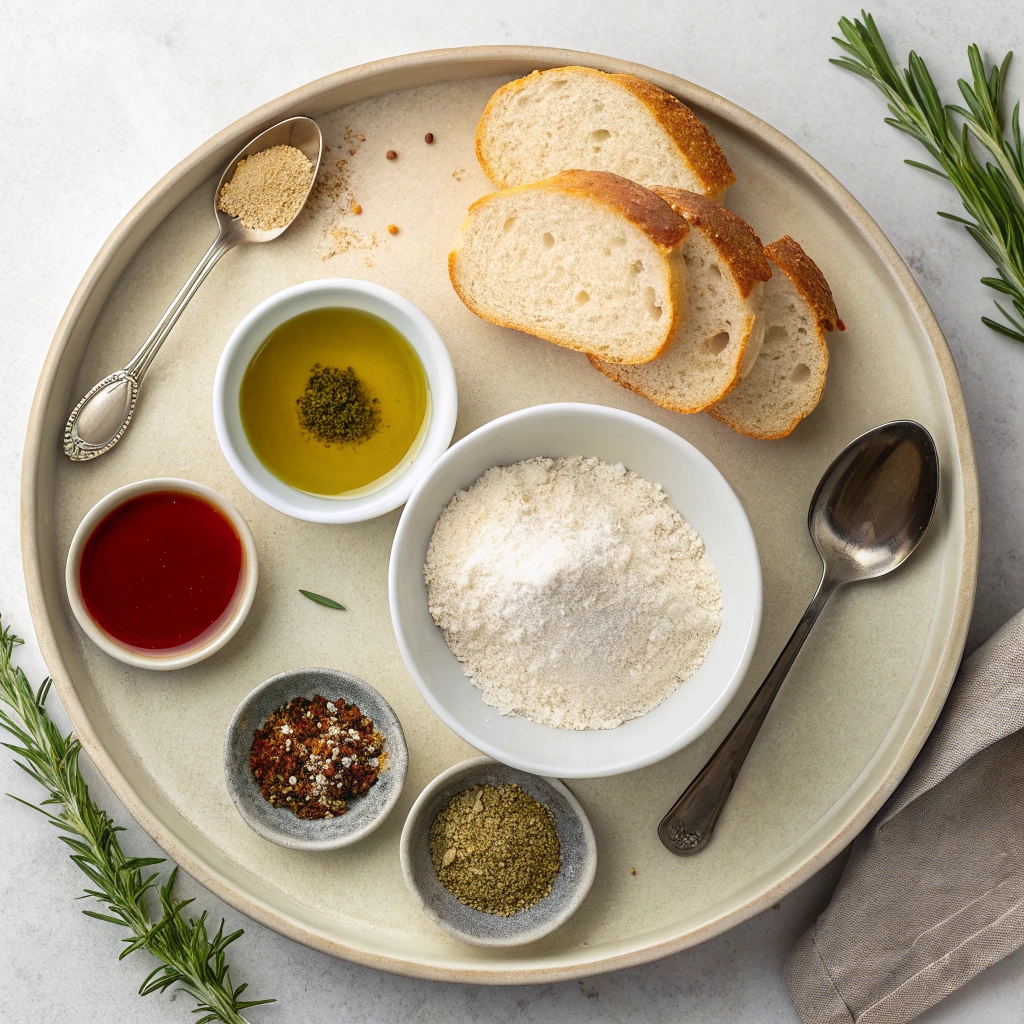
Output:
[224, 667, 407, 851]
[400, 756, 597, 946]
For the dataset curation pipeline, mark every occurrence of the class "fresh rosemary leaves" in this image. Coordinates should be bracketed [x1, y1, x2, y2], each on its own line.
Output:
[0, 619, 272, 1024]
[299, 589, 346, 610]
[833, 12, 1024, 343]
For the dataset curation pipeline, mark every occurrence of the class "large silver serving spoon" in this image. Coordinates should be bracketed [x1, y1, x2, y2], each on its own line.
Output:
[659, 420, 939, 855]
[63, 116, 322, 461]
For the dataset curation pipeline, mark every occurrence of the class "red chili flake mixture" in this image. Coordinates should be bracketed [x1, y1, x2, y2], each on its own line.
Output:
[249, 694, 387, 819]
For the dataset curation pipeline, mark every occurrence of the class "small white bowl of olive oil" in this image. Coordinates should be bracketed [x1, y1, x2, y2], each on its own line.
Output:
[214, 280, 457, 523]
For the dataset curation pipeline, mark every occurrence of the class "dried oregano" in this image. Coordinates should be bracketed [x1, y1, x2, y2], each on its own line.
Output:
[428, 783, 561, 916]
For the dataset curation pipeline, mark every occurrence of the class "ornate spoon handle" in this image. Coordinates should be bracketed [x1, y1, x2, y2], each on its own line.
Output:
[659, 570, 838, 854]
[63, 232, 235, 461]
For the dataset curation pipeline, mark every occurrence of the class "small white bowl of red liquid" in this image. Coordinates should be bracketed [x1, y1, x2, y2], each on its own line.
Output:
[65, 479, 257, 670]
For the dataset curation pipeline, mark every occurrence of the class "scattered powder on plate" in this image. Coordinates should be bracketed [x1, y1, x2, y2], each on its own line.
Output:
[317, 225, 379, 261]
[308, 157, 356, 214]
[216, 144, 314, 231]
[424, 456, 723, 730]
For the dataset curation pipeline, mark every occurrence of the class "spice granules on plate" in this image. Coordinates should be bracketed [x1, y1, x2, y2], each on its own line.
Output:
[296, 363, 381, 446]
[428, 783, 561, 916]
[249, 694, 386, 819]
[216, 144, 314, 231]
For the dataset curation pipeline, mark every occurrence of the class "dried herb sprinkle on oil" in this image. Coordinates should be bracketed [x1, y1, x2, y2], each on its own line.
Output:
[428, 783, 561, 916]
[296, 363, 381, 446]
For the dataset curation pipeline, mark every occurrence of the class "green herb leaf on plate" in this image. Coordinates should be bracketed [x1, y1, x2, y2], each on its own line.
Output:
[299, 589, 346, 610]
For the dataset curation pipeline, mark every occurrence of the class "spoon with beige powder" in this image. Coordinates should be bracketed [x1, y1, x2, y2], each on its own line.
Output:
[63, 116, 322, 462]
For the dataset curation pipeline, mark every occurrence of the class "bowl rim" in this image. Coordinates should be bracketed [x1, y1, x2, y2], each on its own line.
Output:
[389, 402, 763, 777]
[212, 277, 458, 524]
[398, 755, 597, 946]
[223, 666, 409, 851]
[64, 477, 258, 671]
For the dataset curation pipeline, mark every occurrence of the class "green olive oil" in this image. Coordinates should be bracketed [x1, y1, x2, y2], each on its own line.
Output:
[239, 307, 429, 496]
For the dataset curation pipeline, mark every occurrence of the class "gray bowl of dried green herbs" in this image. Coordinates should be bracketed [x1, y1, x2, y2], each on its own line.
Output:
[400, 756, 596, 946]
[224, 667, 407, 850]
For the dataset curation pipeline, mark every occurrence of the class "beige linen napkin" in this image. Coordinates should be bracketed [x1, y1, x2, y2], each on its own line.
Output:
[786, 608, 1024, 1024]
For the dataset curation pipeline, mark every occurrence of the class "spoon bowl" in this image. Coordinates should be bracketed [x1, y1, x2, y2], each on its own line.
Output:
[811, 420, 939, 583]
[214, 117, 323, 245]
[63, 116, 323, 461]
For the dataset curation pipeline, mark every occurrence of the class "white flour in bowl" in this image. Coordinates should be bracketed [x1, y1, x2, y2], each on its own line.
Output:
[423, 455, 722, 730]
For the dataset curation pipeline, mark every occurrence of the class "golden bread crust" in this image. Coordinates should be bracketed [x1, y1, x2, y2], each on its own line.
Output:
[650, 187, 771, 298]
[448, 175, 688, 364]
[538, 170, 690, 250]
[764, 236, 840, 332]
[612, 73, 735, 200]
[475, 67, 736, 200]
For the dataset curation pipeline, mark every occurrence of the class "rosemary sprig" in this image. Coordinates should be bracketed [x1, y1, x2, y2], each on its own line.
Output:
[0, 618, 272, 1024]
[832, 11, 1024, 342]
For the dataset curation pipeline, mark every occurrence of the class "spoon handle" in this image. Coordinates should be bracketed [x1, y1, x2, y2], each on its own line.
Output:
[125, 232, 235, 381]
[658, 571, 838, 855]
[62, 232, 236, 461]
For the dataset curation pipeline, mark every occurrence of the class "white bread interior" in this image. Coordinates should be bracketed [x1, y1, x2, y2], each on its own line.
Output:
[476, 66, 735, 200]
[448, 172, 690, 364]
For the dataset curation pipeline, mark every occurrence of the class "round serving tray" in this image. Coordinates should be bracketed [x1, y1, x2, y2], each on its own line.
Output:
[22, 47, 977, 983]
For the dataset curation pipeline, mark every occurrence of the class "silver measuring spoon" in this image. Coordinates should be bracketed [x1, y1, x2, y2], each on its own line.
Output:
[63, 116, 323, 461]
[659, 420, 939, 854]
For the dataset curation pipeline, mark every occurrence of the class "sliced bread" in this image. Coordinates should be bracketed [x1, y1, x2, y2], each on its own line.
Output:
[448, 169, 690, 365]
[476, 66, 736, 200]
[590, 189, 772, 412]
[709, 236, 841, 439]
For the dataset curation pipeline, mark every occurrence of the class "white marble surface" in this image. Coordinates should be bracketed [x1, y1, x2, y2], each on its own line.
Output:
[2, 1, 1023, 1020]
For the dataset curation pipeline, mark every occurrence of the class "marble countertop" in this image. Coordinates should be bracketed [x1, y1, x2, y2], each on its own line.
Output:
[2, 1, 1023, 1020]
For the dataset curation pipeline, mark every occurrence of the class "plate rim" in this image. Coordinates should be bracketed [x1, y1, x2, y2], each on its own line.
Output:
[20, 44, 979, 983]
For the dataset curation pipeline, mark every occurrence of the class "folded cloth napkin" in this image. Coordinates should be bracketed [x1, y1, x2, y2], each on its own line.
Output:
[786, 608, 1024, 1024]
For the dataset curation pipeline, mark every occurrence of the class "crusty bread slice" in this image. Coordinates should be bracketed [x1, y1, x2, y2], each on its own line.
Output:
[448, 170, 690, 365]
[709, 236, 841, 439]
[476, 66, 735, 200]
[590, 189, 771, 412]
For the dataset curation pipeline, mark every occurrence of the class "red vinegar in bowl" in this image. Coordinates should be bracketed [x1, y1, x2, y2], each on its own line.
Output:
[78, 490, 243, 652]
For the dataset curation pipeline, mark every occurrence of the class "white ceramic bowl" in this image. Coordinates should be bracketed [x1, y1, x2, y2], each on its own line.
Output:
[213, 279, 458, 523]
[65, 478, 258, 671]
[389, 403, 762, 778]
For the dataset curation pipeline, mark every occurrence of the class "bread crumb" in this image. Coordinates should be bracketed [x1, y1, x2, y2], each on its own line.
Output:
[351, 203, 362, 215]
[386, 150, 397, 160]
[630, 867, 636, 876]
[349, 148, 357, 156]
[452, 167, 465, 181]
[216, 145, 313, 230]
[317, 226, 379, 261]
[308, 158, 353, 213]
[387, 224, 399, 235]
[355, 133, 365, 142]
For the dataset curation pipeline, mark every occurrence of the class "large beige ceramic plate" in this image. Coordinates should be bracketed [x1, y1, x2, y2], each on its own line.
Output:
[23, 48, 977, 983]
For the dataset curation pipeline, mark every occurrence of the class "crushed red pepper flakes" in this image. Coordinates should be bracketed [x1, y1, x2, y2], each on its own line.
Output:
[249, 694, 386, 819]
